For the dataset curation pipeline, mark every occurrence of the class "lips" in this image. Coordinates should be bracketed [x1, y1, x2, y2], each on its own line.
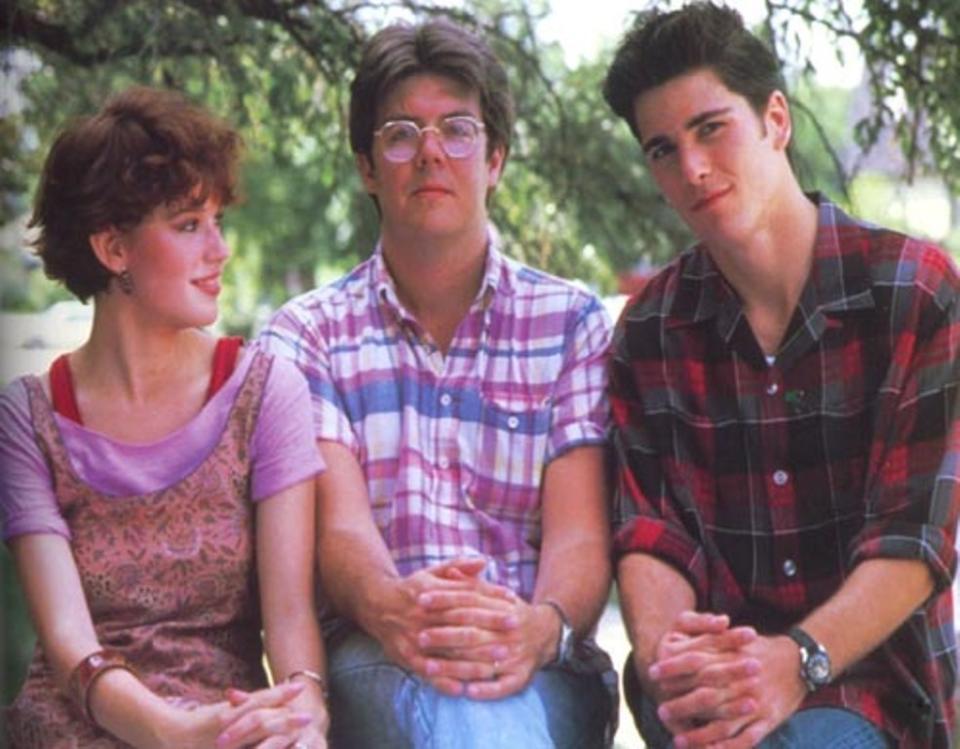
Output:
[192, 274, 222, 296]
[691, 186, 732, 212]
[413, 184, 453, 197]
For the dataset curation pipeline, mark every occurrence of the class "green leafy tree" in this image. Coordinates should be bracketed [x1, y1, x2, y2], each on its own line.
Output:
[765, 0, 960, 190]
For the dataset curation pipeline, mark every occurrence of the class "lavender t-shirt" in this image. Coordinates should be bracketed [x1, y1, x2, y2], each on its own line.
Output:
[0, 349, 324, 542]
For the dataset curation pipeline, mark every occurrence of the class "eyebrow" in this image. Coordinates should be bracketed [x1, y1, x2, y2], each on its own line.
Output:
[380, 109, 478, 125]
[641, 106, 733, 154]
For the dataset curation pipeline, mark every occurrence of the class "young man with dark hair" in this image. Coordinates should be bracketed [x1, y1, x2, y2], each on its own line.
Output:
[603, 3, 959, 747]
[258, 18, 615, 748]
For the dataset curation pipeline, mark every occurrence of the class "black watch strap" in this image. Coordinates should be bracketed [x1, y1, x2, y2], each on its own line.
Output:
[787, 626, 818, 653]
[787, 626, 831, 692]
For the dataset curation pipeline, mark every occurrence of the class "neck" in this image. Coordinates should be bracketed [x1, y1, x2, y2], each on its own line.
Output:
[74, 295, 209, 404]
[706, 183, 819, 356]
[380, 226, 489, 351]
[709, 183, 818, 315]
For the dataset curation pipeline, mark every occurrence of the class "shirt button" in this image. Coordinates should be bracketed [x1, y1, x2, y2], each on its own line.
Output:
[783, 558, 798, 577]
[766, 382, 779, 396]
[507, 415, 520, 430]
[438, 456, 450, 470]
[773, 469, 789, 486]
[440, 393, 452, 407]
[465, 495, 476, 510]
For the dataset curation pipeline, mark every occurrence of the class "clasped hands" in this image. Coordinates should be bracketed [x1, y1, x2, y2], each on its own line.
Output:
[647, 611, 807, 749]
[214, 680, 328, 749]
[150, 678, 327, 749]
[373, 557, 559, 701]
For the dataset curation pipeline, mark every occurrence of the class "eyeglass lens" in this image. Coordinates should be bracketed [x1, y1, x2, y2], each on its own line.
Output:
[379, 118, 482, 162]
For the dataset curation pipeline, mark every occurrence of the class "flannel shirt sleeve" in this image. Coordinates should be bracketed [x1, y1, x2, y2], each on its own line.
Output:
[852, 243, 960, 593]
[546, 294, 612, 462]
[609, 315, 709, 604]
[255, 298, 359, 455]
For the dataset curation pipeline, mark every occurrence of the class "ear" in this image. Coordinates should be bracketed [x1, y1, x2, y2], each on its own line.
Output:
[764, 90, 792, 152]
[485, 144, 506, 191]
[89, 227, 128, 275]
[355, 152, 378, 195]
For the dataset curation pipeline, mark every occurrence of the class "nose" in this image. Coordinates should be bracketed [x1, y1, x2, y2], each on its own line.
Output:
[207, 223, 230, 262]
[415, 126, 445, 164]
[679, 145, 711, 184]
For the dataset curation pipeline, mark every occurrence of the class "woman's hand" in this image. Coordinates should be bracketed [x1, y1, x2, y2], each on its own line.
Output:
[223, 680, 329, 749]
[152, 681, 310, 749]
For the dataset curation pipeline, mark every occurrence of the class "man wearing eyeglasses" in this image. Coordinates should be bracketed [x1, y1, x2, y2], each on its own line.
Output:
[257, 18, 616, 748]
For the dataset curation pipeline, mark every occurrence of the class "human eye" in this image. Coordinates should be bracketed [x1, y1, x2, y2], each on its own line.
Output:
[177, 218, 200, 232]
[699, 120, 725, 138]
[442, 117, 478, 140]
[382, 121, 419, 146]
[646, 142, 675, 162]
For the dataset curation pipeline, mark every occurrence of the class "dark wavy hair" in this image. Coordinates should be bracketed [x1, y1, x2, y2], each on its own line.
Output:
[603, 2, 786, 143]
[349, 18, 515, 162]
[29, 86, 243, 300]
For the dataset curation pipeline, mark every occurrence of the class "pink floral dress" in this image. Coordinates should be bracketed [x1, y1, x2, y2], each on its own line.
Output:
[6, 353, 273, 748]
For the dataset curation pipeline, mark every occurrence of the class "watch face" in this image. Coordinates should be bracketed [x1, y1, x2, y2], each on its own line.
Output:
[807, 652, 831, 685]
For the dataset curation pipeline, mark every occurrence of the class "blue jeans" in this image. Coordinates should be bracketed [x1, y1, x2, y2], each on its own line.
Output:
[326, 628, 611, 749]
[634, 689, 890, 748]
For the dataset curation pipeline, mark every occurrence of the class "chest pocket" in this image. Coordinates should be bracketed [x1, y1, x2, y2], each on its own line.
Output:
[459, 386, 553, 521]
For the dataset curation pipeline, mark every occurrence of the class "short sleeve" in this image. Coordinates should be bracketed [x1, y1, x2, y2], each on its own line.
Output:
[255, 297, 358, 454]
[546, 294, 612, 462]
[249, 354, 326, 501]
[0, 379, 70, 542]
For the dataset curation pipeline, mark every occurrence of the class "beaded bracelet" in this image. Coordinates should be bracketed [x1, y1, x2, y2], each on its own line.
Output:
[286, 669, 329, 698]
[68, 649, 135, 724]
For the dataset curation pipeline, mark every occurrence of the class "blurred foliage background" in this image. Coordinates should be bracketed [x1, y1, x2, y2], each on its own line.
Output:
[2, 0, 959, 722]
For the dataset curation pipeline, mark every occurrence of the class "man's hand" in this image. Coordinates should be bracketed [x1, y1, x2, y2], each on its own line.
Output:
[417, 594, 562, 701]
[367, 557, 514, 678]
[668, 635, 806, 749]
[646, 611, 762, 743]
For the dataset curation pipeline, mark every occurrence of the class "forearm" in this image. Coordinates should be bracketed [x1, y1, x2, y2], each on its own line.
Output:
[11, 535, 178, 747]
[263, 607, 328, 730]
[618, 553, 696, 695]
[315, 441, 404, 636]
[86, 669, 181, 749]
[532, 446, 612, 632]
[533, 537, 611, 637]
[799, 557, 933, 676]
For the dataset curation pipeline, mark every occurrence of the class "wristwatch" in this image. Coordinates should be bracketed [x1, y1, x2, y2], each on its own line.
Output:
[544, 599, 575, 664]
[787, 626, 832, 692]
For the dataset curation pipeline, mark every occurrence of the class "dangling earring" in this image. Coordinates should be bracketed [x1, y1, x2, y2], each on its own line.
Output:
[117, 269, 134, 295]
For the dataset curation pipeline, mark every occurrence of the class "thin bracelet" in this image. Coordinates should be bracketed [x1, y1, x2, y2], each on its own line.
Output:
[68, 649, 135, 724]
[286, 669, 328, 698]
[542, 598, 572, 628]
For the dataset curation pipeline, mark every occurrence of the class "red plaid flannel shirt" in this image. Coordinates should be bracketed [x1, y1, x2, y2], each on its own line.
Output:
[611, 195, 960, 747]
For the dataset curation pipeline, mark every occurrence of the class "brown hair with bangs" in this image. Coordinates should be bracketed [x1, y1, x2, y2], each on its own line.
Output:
[29, 86, 243, 300]
[349, 18, 515, 163]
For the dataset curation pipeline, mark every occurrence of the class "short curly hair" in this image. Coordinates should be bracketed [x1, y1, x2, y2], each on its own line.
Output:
[29, 86, 243, 300]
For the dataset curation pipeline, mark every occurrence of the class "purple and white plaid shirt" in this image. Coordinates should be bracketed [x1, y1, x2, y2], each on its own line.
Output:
[256, 231, 612, 603]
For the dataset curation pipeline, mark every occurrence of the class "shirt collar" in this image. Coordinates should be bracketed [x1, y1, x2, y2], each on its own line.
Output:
[668, 192, 875, 335]
[371, 224, 512, 321]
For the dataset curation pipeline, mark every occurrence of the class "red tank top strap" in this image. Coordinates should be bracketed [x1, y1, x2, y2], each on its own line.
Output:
[205, 336, 244, 403]
[49, 354, 83, 424]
